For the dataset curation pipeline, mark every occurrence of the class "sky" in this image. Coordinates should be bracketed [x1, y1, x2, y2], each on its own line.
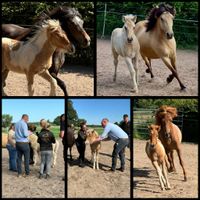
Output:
[70, 99, 130, 125]
[2, 99, 65, 122]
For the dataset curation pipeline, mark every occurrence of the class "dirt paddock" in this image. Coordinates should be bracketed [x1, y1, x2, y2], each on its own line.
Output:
[133, 139, 198, 198]
[3, 65, 93, 96]
[2, 139, 64, 198]
[97, 39, 198, 96]
[68, 140, 130, 198]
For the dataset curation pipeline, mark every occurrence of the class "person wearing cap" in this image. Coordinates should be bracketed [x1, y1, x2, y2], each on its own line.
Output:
[37, 119, 56, 179]
[94, 118, 129, 172]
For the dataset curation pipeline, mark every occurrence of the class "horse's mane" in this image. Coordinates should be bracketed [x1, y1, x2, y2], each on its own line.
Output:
[27, 20, 60, 44]
[146, 3, 176, 32]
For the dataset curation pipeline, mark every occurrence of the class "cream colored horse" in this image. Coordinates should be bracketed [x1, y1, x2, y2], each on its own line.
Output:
[135, 4, 186, 90]
[2, 19, 75, 96]
[111, 15, 140, 93]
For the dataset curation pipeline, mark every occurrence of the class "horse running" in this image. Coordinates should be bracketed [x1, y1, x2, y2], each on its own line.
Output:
[111, 15, 140, 93]
[146, 124, 171, 190]
[2, 6, 91, 96]
[2, 19, 74, 96]
[155, 105, 187, 181]
[135, 4, 186, 90]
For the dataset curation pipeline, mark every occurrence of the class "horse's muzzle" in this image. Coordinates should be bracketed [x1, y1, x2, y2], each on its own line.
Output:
[127, 37, 133, 43]
[166, 32, 174, 39]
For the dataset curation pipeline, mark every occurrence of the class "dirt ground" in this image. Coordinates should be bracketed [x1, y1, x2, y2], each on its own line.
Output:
[68, 140, 130, 198]
[133, 139, 198, 198]
[4, 65, 93, 96]
[97, 39, 198, 96]
[2, 139, 65, 198]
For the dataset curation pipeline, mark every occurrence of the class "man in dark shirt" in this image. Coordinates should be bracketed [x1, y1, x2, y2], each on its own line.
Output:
[120, 114, 130, 148]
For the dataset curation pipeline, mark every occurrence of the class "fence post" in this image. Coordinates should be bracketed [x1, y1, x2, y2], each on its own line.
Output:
[101, 3, 107, 38]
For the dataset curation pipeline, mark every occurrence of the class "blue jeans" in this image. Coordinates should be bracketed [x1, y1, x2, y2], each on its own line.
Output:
[40, 151, 52, 175]
[16, 142, 30, 175]
[112, 138, 129, 170]
[6, 144, 17, 171]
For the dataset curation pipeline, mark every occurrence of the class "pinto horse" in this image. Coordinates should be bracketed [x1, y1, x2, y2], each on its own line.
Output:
[135, 4, 186, 90]
[2, 6, 91, 96]
[2, 20, 74, 96]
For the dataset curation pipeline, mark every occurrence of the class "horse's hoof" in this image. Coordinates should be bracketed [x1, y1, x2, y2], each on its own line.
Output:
[166, 187, 171, 190]
[184, 177, 187, 181]
[166, 75, 174, 83]
[181, 85, 186, 90]
[146, 69, 150, 73]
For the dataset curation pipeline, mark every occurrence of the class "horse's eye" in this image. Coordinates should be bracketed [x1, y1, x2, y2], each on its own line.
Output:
[161, 17, 164, 21]
[124, 26, 127, 31]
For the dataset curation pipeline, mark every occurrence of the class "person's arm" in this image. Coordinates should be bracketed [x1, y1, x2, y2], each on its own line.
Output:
[8, 131, 15, 147]
[23, 122, 29, 137]
[100, 124, 111, 140]
[59, 121, 65, 138]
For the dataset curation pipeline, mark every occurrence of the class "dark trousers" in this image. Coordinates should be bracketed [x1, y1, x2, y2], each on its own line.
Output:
[16, 142, 30, 175]
[76, 140, 86, 162]
[29, 143, 34, 163]
[112, 138, 129, 170]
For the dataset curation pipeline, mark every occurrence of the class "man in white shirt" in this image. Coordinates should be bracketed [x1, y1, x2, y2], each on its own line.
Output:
[95, 118, 129, 172]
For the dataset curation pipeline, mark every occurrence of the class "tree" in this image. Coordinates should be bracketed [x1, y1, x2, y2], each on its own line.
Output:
[53, 116, 61, 125]
[2, 114, 13, 128]
[67, 100, 78, 125]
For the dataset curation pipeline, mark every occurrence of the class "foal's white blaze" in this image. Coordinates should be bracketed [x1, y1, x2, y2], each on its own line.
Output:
[73, 16, 83, 27]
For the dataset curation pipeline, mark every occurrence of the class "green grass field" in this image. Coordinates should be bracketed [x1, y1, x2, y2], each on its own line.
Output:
[2, 126, 60, 138]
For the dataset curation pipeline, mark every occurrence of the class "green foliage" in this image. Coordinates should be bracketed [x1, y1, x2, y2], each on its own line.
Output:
[67, 100, 78, 125]
[53, 116, 61, 126]
[2, 2, 94, 66]
[2, 114, 13, 128]
[97, 2, 198, 49]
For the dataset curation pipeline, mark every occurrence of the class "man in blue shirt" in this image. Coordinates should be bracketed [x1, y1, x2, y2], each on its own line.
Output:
[15, 114, 30, 177]
[95, 118, 129, 172]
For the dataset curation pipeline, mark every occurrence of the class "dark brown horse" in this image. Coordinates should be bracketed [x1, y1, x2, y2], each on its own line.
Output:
[2, 6, 91, 96]
[155, 105, 187, 181]
[67, 126, 75, 161]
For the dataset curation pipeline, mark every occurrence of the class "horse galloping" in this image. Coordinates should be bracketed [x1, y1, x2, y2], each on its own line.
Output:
[155, 105, 187, 181]
[111, 15, 140, 93]
[2, 19, 74, 96]
[135, 4, 186, 90]
[2, 6, 91, 96]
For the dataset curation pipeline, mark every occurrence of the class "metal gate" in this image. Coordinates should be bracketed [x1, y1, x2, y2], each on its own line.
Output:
[133, 108, 184, 138]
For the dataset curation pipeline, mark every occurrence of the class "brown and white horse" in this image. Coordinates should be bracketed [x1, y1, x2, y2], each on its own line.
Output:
[2, 19, 74, 96]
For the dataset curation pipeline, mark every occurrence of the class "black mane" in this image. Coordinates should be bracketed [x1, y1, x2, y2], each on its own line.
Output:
[146, 3, 176, 32]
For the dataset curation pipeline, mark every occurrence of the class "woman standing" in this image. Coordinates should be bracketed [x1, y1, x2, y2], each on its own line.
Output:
[37, 119, 55, 179]
[6, 123, 17, 172]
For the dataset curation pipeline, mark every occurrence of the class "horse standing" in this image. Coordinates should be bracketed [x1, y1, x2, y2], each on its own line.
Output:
[146, 124, 171, 190]
[111, 15, 140, 93]
[155, 105, 187, 181]
[2, 6, 91, 96]
[135, 4, 186, 90]
[2, 19, 74, 96]
[67, 126, 75, 161]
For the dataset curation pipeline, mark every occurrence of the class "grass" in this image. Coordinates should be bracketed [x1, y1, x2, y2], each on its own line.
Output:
[2, 126, 60, 138]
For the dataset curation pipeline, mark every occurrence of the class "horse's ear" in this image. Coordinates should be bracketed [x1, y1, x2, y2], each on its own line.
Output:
[122, 15, 126, 23]
[156, 125, 161, 132]
[132, 15, 137, 23]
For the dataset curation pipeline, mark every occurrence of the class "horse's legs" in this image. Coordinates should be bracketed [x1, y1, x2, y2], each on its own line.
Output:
[2, 69, 9, 96]
[96, 151, 99, 170]
[166, 151, 174, 172]
[132, 54, 139, 85]
[39, 70, 57, 96]
[70, 147, 73, 161]
[142, 56, 154, 78]
[167, 55, 177, 83]
[171, 150, 176, 172]
[125, 57, 138, 93]
[162, 161, 171, 189]
[112, 48, 119, 82]
[26, 73, 35, 96]
[176, 148, 187, 181]
[161, 57, 186, 90]
[152, 161, 165, 190]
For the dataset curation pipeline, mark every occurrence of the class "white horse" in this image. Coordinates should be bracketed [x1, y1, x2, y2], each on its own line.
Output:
[2, 19, 75, 96]
[111, 15, 140, 93]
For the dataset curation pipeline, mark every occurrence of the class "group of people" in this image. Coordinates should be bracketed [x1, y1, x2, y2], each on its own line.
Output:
[75, 114, 130, 171]
[6, 114, 65, 179]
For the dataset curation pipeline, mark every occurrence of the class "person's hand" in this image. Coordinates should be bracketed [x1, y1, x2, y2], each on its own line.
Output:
[28, 130, 32, 135]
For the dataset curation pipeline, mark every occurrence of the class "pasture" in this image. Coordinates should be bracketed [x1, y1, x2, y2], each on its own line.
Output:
[133, 139, 198, 198]
[2, 139, 64, 198]
[97, 39, 198, 96]
[68, 140, 130, 198]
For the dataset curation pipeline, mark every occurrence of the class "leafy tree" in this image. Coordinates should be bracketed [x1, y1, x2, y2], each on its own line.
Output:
[67, 100, 78, 125]
[53, 116, 60, 125]
[2, 114, 13, 128]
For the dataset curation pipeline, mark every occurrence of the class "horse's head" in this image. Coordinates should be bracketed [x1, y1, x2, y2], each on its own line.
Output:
[158, 11, 174, 39]
[148, 124, 160, 148]
[28, 123, 37, 132]
[86, 129, 99, 143]
[122, 15, 137, 44]
[45, 6, 91, 48]
[45, 19, 75, 54]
